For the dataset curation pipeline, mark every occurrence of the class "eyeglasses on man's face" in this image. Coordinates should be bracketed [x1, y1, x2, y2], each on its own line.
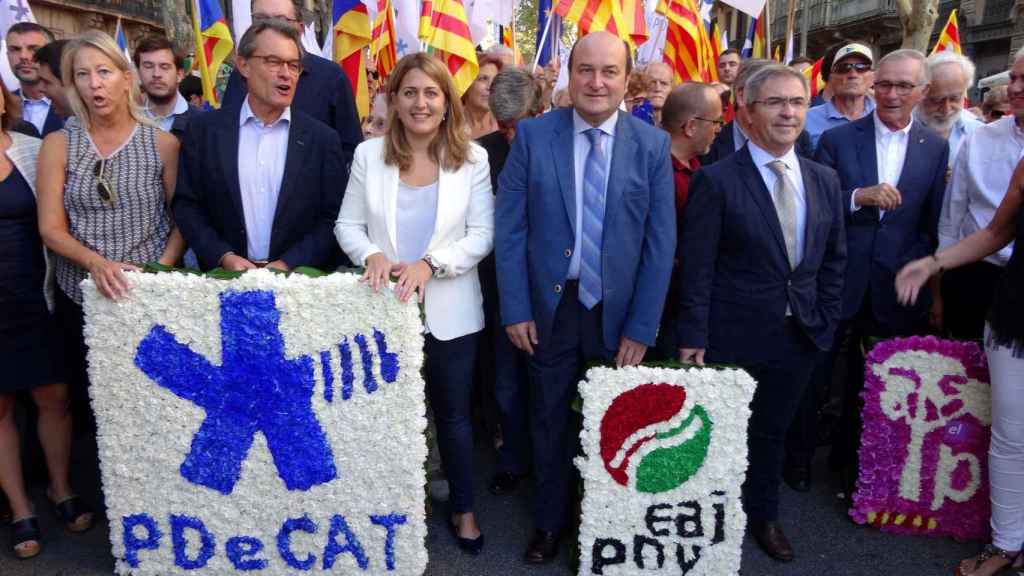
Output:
[248, 54, 304, 76]
[874, 81, 920, 95]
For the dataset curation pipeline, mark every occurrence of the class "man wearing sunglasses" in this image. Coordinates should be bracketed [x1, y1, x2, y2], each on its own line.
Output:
[173, 20, 344, 274]
[813, 49, 948, 502]
[804, 42, 876, 151]
[222, 0, 362, 177]
[935, 51, 1024, 342]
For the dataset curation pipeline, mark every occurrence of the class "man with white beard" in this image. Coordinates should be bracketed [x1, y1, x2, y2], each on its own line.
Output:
[915, 52, 983, 166]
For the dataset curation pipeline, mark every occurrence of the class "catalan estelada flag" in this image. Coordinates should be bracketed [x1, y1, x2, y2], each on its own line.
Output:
[803, 57, 825, 98]
[191, 0, 234, 108]
[554, 0, 628, 46]
[420, 0, 478, 97]
[658, 0, 710, 83]
[333, 0, 373, 119]
[931, 9, 961, 55]
[372, 0, 398, 81]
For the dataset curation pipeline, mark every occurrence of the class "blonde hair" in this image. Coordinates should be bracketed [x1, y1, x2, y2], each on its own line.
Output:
[384, 53, 471, 172]
[61, 30, 152, 131]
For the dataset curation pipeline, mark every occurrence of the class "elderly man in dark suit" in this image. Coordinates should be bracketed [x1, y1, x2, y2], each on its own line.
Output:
[677, 64, 847, 563]
[496, 31, 675, 564]
[222, 0, 362, 172]
[810, 49, 948, 498]
[173, 19, 343, 272]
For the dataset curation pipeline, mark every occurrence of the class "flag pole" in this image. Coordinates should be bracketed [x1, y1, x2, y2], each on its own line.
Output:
[764, 0, 771, 59]
[784, 0, 796, 62]
[532, 10, 555, 71]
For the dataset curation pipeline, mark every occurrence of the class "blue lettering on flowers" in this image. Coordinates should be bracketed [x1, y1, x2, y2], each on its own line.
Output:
[134, 290, 337, 494]
[278, 515, 317, 570]
[323, 514, 369, 570]
[171, 514, 216, 569]
[123, 513, 161, 568]
[226, 536, 268, 571]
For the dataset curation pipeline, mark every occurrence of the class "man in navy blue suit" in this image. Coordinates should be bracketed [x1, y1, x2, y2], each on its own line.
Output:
[173, 20, 343, 272]
[222, 0, 362, 172]
[677, 64, 847, 563]
[496, 31, 675, 564]
[810, 49, 947, 498]
[6, 22, 64, 137]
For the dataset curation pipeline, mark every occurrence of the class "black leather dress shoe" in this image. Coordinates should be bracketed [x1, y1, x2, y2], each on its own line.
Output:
[750, 520, 795, 562]
[489, 472, 522, 496]
[524, 530, 561, 564]
[783, 462, 812, 492]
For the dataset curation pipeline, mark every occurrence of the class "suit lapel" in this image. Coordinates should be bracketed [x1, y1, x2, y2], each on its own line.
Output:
[736, 146, 788, 259]
[799, 157, 819, 267]
[271, 115, 309, 241]
[604, 114, 636, 230]
[383, 158, 400, 257]
[894, 123, 925, 202]
[219, 112, 245, 227]
[855, 117, 879, 186]
[551, 109, 577, 235]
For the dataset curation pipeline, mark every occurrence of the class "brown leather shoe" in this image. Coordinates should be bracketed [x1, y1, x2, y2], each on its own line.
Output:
[750, 520, 795, 562]
[524, 530, 561, 564]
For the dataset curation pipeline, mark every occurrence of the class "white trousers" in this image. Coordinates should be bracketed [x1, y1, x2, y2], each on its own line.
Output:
[985, 325, 1024, 551]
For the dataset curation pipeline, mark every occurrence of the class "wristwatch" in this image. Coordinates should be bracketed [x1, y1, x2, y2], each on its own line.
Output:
[421, 254, 441, 277]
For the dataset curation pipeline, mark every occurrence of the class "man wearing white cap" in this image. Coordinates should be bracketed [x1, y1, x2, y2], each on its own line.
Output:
[804, 41, 876, 150]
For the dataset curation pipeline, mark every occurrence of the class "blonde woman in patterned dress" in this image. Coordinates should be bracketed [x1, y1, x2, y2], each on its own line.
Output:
[35, 30, 182, 474]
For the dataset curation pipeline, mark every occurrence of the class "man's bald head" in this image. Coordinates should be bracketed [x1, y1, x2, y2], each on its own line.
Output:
[568, 31, 632, 77]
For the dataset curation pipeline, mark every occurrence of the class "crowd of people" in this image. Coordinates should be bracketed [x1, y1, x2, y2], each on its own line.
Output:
[0, 0, 1023, 574]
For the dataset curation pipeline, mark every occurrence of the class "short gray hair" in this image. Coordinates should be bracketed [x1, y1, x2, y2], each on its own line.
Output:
[489, 67, 542, 124]
[744, 64, 809, 104]
[877, 48, 927, 84]
[925, 51, 975, 88]
[237, 18, 304, 59]
[733, 58, 772, 105]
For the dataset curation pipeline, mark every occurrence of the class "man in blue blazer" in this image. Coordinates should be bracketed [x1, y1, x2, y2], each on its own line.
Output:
[677, 64, 847, 562]
[809, 49, 947, 497]
[173, 20, 343, 272]
[496, 31, 675, 564]
[6, 22, 64, 137]
[222, 0, 362, 172]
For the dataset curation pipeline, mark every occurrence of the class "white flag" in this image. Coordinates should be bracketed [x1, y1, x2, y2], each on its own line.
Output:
[467, 0, 514, 45]
[635, 12, 667, 68]
[393, 0, 421, 57]
[720, 0, 767, 18]
[232, 0, 252, 41]
[301, 23, 323, 58]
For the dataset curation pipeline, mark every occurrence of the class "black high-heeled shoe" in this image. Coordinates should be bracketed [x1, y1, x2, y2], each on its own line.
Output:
[10, 517, 41, 560]
[448, 517, 484, 556]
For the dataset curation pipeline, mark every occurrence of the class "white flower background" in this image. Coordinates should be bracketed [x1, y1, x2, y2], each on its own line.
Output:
[576, 366, 757, 576]
[82, 270, 428, 575]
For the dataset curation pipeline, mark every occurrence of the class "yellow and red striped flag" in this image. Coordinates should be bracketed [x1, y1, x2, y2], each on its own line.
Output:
[621, 0, 648, 47]
[803, 57, 826, 98]
[554, 0, 628, 46]
[707, 20, 723, 82]
[191, 0, 234, 108]
[752, 13, 766, 58]
[420, 0, 479, 97]
[333, 0, 373, 119]
[657, 0, 710, 84]
[931, 9, 961, 55]
[372, 0, 398, 81]
[500, 25, 523, 66]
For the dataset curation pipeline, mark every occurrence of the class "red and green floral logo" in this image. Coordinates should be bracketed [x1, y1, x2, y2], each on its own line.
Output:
[599, 383, 712, 494]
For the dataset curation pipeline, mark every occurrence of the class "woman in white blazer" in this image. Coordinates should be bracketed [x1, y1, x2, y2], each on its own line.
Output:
[335, 53, 494, 555]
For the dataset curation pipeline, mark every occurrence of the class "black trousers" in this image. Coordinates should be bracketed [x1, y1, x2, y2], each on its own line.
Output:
[723, 319, 818, 523]
[941, 260, 1003, 341]
[54, 288, 94, 437]
[528, 282, 612, 533]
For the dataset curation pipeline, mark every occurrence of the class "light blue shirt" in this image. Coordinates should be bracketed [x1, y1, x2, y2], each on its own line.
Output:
[396, 180, 439, 263]
[145, 93, 190, 133]
[238, 97, 291, 261]
[947, 109, 984, 168]
[568, 109, 617, 279]
[805, 96, 876, 151]
[21, 94, 50, 135]
[747, 141, 807, 265]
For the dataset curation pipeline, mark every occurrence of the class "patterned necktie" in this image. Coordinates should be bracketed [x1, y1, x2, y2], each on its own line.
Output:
[767, 160, 799, 270]
[579, 128, 607, 309]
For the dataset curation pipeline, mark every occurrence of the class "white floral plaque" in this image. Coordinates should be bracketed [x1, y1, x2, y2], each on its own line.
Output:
[82, 270, 428, 575]
[576, 366, 756, 576]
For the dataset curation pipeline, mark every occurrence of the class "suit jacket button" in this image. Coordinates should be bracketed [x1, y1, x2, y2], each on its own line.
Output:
[565, 248, 572, 257]
[554, 284, 562, 294]
[787, 280, 792, 287]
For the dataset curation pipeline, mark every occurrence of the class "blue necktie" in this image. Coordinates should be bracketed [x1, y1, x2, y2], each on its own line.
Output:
[579, 128, 607, 309]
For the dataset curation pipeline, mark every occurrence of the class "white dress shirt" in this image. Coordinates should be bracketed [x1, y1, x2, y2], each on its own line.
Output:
[568, 109, 617, 279]
[238, 97, 291, 261]
[938, 115, 1023, 266]
[852, 112, 913, 216]
[747, 141, 808, 265]
[21, 94, 50, 135]
[146, 93, 190, 133]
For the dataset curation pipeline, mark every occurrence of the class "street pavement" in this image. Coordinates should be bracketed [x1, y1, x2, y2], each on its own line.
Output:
[1, 437, 981, 575]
